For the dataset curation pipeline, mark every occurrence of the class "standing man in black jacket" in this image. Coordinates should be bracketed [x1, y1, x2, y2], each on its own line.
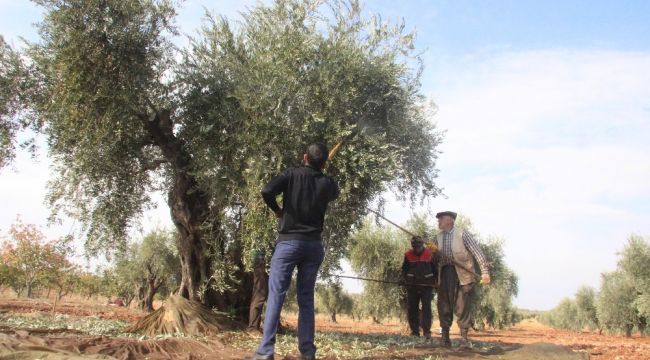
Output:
[249, 143, 339, 360]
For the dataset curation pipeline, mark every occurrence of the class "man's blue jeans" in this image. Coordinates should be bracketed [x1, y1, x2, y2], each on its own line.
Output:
[256, 240, 325, 357]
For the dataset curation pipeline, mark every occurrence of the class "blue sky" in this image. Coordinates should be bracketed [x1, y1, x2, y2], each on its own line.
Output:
[1, 1, 649, 310]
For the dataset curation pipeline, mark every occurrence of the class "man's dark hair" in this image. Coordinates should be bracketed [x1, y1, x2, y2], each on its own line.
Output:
[306, 142, 329, 169]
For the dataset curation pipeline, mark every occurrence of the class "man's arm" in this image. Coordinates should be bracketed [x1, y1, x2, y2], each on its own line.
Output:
[330, 178, 340, 201]
[462, 231, 490, 275]
[401, 255, 409, 283]
[261, 171, 289, 214]
[428, 238, 441, 263]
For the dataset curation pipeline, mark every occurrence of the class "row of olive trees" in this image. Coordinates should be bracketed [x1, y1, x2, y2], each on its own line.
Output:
[539, 235, 649, 337]
[347, 213, 520, 329]
[1, 219, 179, 312]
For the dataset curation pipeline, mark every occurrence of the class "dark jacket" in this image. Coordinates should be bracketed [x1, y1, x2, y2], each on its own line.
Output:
[261, 165, 339, 241]
[401, 248, 438, 286]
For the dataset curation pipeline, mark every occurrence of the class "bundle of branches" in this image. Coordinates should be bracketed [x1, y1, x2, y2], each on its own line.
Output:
[127, 295, 242, 337]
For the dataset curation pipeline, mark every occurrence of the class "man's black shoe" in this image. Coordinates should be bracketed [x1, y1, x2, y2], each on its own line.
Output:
[246, 353, 274, 360]
[440, 327, 451, 348]
[299, 354, 316, 360]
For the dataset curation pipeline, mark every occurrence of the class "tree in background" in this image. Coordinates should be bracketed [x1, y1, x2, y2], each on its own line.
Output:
[597, 271, 639, 337]
[99, 229, 180, 311]
[540, 298, 580, 331]
[100, 249, 141, 307]
[1, 221, 54, 297]
[618, 235, 650, 327]
[316, 281, 353, 323]
[348, 219, 406, 323]
[0, 220, 85, 309]
[135, 229, 181, 311]
[6, 0, 442, 333]
[349, 293, 364, 321]
[76, 271, 103, 300]
[0, 257, 20, 294]
[472, 237, 520, 329]
[40, 237, 79, 311]
[574, 286, 600, 332]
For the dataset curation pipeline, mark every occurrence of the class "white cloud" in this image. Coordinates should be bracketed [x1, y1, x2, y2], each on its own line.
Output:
[376, 49, 650, 309]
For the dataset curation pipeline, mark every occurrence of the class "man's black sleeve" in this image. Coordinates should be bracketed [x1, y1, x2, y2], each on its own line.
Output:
[401, 255, 409, 277]
[330, 178, 340, 201]
[261, 171, 289, 213]
[430, 259, 438, 281]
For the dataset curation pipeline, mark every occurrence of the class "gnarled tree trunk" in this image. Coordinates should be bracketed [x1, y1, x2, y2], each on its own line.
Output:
[143, 277, 162, 312]
[131, 109, 251, 336]
[144, 110, 217, 305]
[169, 171, 213, 303]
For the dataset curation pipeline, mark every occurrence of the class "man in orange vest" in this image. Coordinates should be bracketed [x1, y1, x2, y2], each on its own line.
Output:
[401, 236, 438, 338]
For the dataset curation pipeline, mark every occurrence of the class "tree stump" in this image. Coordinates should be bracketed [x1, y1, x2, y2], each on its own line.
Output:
[127, 295, 243, 337]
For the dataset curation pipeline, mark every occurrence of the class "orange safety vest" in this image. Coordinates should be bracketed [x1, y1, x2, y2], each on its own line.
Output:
[404, 248, 436, 286]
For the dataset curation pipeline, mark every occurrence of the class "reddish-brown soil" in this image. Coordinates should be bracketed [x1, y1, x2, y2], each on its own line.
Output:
[0, 296, 142, 322]
[0, 296, 648, 359]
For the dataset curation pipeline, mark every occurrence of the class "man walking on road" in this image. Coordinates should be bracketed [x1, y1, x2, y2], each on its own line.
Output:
[434, 211, 491, 347]
[248, 143, 339, 360]
[401, 236, 438, 338]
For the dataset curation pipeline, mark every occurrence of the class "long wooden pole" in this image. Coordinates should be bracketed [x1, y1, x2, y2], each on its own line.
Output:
[365, 207, 480, 279]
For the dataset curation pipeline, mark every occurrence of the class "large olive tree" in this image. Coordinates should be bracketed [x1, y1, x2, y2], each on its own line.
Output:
[8, 0, 442, 329]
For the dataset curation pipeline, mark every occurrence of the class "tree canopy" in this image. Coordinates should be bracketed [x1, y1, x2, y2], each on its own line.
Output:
[5, 0, 443, 314]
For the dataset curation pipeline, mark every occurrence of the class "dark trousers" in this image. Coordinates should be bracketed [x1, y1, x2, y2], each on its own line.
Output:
[248, 269, 268, 330]
[406, 286, 433, 335]
[437, 265, 475, 330]
[257, 240, 325, 357]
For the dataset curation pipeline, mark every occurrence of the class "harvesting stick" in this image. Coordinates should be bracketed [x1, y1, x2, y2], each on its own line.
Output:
[328, 140, 344, 159]
[333, 274, 438, 289]
[364, 206, 420, 238]
[364, 206, 481, 280]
